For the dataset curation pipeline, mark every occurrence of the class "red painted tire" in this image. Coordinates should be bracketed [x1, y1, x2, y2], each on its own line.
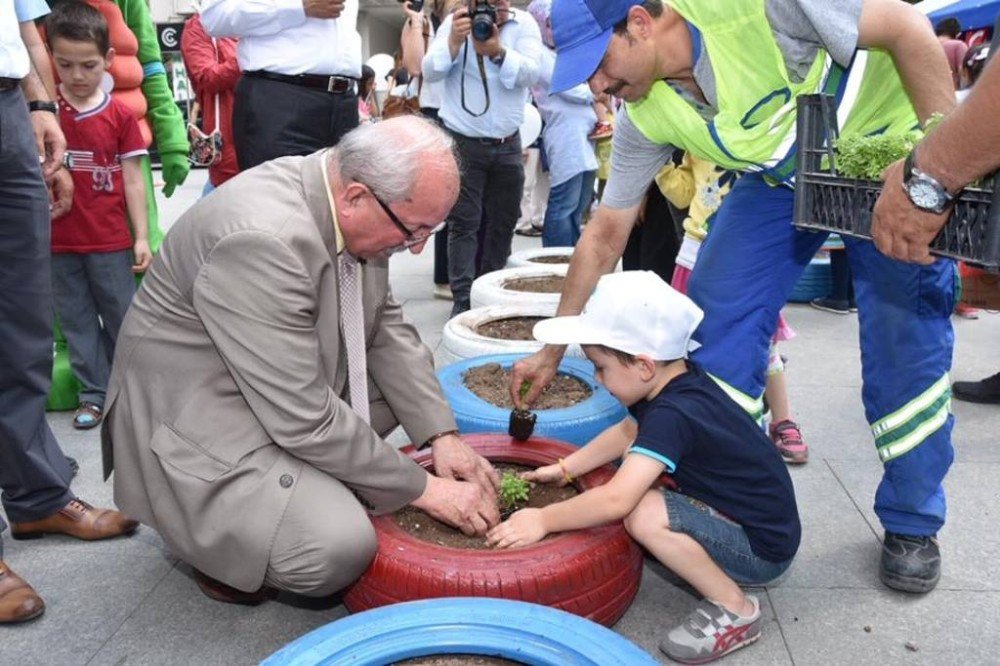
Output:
[344, 434, 643, 627]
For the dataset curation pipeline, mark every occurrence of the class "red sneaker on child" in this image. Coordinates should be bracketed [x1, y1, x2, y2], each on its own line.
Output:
[769, 419, 808, 464]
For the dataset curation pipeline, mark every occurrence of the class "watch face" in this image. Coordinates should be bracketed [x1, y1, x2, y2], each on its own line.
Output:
[908, 180, 945, 211]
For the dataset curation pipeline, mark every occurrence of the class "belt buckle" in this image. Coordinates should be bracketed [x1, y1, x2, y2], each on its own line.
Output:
[326, 76, 354, 94]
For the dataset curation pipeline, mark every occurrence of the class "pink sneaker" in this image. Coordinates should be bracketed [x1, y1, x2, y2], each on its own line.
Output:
[588, 121, 613, 140]
[769, 419, 808, 465]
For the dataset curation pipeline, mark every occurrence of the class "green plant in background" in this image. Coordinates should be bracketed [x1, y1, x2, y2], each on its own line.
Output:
[498, 471, 531, 511]
[833, 114, 943, 180]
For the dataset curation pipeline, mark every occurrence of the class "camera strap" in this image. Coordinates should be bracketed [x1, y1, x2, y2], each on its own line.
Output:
[460, 41, 491, 117]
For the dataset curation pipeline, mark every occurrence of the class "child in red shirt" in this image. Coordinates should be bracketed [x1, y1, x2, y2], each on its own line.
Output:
[46, 2, 151, 429]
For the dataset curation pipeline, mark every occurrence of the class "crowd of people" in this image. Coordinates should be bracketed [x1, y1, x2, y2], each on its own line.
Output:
[1, 0, 999, 662]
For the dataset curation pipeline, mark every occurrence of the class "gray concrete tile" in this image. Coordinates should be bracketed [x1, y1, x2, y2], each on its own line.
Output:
[614, 562, 792, 665]
[769, 587, 1000, 664]
[0, 534, 175, 666]
[779, 463, 881, 590]
[88, 565, 348, 665]
[829, 460, 1000, 591]
[784, 385, 875, 462]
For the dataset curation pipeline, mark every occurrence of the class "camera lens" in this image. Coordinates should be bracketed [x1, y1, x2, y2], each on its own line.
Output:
[472, 14, 494, 41]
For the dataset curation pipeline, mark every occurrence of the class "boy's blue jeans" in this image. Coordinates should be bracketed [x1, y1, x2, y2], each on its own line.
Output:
[542, 170, 596, 248]
[687, 174, 955, 538]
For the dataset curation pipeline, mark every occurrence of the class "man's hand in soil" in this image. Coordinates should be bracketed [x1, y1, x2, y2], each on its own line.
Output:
[521, 464, 567, 487]
[509, 346, 563, 409]
[871, 158, 949, 264]
[432, 433, 501, 496]
[411, 474, 499, 537]
[486, 508, 546, 549]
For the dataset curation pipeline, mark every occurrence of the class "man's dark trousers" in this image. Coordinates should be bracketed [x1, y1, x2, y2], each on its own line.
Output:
[233, 75, 360, 171]
[446, 132, 525, 316]
[0, 88, 75, 556]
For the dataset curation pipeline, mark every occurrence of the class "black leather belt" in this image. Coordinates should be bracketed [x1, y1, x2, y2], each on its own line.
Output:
[245, 70, 358, 94]
[455, 130, 520, 146]
[0, 77, 20, 92]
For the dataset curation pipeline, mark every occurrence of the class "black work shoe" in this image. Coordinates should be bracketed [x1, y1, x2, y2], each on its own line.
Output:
[880, 532, 941, 593]
[952, 371, 1000, 405]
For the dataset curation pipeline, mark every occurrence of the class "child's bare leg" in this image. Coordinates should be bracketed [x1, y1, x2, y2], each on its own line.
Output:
[765, 365, 791, 423]
[624, 490, 754, 617]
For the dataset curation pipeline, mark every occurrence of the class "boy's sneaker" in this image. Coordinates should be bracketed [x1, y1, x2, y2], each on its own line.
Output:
[661, 596, 761, 664]
[769, 419, 808, 465]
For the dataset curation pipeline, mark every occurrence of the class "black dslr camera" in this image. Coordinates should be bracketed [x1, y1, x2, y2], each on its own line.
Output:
[470, 0, 498, 42]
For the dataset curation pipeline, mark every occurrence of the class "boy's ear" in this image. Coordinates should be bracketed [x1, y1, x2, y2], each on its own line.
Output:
[105, 47, 116, 67]
[635, 354, 658, 379]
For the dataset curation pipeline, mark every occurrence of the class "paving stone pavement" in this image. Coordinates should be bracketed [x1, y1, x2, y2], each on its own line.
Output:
[2, 170, 999, 665]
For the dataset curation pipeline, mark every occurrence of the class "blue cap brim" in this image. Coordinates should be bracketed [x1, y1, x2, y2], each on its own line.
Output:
[550, 27, 612, 94]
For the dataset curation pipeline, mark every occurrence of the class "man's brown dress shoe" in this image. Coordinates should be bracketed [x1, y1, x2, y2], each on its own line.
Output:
[0, 561, 45, 623]
[193, 569, 275, 606]
[10, 498, 139, 541]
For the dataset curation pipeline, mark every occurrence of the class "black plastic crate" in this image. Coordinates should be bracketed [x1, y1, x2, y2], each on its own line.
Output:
[793, 94, 1000, 270]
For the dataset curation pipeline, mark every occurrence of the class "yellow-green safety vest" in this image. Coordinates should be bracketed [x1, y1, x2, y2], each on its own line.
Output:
[626, 0, 918, 184]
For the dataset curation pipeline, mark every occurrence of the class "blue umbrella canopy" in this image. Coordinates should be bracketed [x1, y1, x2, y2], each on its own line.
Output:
[928, 0, 1000, 31]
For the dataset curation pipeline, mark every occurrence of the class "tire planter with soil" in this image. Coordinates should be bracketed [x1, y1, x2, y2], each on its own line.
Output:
[343, 434, 643, 628]
[263, 597, 658, 665]
[505, 247, 573, 273]
[470, 267, 565, 310]
[437, 354, 626, 446]
[440, 305, 585, 366]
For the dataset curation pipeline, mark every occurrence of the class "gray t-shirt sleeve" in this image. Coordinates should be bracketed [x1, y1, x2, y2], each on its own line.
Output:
[600, 107, 675, 210]
[767, 0, 863, 74]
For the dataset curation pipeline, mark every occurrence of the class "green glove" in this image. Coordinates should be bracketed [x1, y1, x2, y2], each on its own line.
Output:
[160, 152, 190, 198]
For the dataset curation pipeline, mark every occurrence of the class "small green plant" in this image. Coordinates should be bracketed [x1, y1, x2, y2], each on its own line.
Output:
[498, 471, 531, 511]
[833, 114, 943, 180]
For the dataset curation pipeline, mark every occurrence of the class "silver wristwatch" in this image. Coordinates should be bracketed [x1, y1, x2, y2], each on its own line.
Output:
[902, 152, 954, 214]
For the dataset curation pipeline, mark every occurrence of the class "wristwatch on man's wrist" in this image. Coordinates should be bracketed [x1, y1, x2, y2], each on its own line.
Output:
[419, 429, 459, 450]
[902, 152, 955, 214]
[490, 48, 506, 67]
[28, 100, 57, 114]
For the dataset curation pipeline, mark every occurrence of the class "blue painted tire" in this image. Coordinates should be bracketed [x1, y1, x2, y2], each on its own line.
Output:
[263, 598, 658, 666]
[788, 255, 832, 303]
[438, 354, 627, 446]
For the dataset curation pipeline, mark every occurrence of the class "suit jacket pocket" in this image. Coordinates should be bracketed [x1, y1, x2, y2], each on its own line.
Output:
[150, 424, 233, 482]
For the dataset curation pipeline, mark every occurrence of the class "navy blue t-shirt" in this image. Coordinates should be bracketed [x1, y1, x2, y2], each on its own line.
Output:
[628, 363, 801, 563]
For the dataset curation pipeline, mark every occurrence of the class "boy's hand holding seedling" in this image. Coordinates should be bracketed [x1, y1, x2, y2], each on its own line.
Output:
[486, 506, 547, 549]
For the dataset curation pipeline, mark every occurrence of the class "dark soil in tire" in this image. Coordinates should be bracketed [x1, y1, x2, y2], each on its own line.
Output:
[394, 464, 577, 550]
[395, 657, 524, 665]
[528, 255, 571, 265]
[475, 316, 545, 341]
[503, 276, 564, 293]
[463, 363, 591, 409]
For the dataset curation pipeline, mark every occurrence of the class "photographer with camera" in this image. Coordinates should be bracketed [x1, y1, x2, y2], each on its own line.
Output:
[422, 0, 544, 317]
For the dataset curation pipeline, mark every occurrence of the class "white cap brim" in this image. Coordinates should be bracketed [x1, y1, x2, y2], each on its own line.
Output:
[532, 316, 608, 347]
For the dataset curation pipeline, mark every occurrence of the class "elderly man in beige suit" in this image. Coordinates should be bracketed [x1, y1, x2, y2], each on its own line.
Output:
[102, 116, 500, 604]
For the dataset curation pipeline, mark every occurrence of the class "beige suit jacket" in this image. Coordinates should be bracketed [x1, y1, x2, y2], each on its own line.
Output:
[102, 151, 456, 591]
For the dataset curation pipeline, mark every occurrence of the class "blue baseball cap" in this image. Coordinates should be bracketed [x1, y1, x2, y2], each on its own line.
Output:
[550, 0, 642, 93]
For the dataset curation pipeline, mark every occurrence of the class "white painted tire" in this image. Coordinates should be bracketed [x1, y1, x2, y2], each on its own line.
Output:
[440, 304, 584, 365]
[506, 247, 574, 273]
[471, 267, 565, 310]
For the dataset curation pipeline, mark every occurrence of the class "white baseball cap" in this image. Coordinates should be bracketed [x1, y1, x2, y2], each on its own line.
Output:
[533, 271, 704, 360]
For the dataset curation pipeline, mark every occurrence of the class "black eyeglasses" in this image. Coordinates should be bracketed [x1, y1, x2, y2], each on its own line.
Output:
[368, 188, 445, 248]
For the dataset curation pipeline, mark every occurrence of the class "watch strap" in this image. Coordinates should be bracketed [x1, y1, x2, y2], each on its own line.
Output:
[419, 429, 459, 450]
[28, 100, 57, 114]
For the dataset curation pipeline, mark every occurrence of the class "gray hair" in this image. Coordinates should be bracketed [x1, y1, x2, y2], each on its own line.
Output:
[330, 116, 457, 204]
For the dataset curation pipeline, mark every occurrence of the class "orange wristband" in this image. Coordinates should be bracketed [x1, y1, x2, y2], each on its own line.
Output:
[557, 457, 574, 484]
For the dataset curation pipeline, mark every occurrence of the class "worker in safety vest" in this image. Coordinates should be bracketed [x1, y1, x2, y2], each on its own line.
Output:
[511, 0, 957, 595]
